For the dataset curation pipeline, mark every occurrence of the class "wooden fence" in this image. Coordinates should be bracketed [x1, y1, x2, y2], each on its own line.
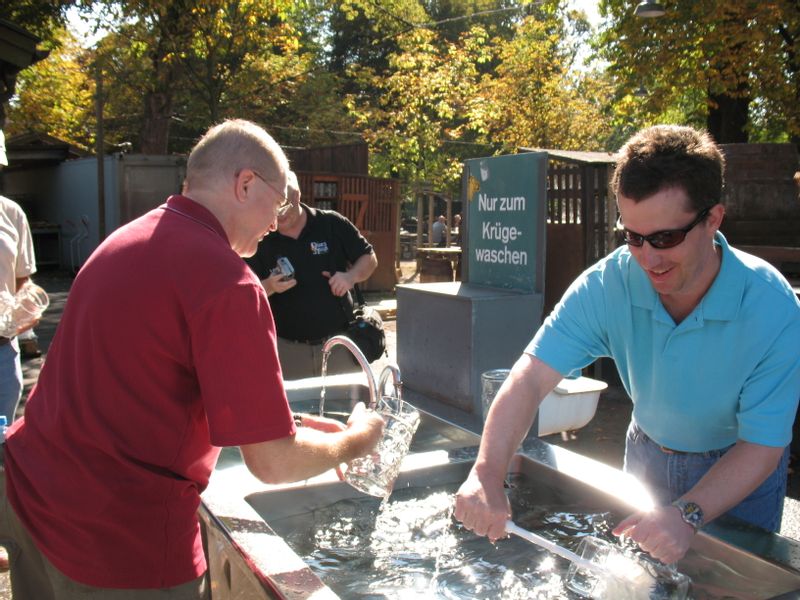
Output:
[543, 159, 616, 314]
[296, 172, 400, 291]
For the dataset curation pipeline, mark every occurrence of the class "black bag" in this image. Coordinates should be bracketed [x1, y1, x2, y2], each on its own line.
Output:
[345, 297, 387, 363]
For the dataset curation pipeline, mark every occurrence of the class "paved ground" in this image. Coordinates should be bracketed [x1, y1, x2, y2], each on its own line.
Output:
[2, 262, 798, 596]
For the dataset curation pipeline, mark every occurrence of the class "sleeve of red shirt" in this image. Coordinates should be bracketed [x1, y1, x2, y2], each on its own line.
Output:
[188, 281, 295, 447]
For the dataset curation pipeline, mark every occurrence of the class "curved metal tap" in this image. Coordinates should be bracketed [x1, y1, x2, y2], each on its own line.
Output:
[378, 364, 402, 401]
[322, 335, 378, 409]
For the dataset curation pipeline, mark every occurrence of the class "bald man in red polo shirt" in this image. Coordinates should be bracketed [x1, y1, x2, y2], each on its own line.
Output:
[0, 119, 383, 599]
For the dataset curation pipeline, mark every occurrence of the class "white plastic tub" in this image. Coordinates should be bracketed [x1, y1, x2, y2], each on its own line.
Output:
[537, 376, 608, 436]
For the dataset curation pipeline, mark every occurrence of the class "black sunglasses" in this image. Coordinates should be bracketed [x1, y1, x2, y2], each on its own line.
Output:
[617, 207, 711, 249]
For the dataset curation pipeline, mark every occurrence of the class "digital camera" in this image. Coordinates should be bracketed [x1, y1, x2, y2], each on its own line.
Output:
[271, 256, 295, 280]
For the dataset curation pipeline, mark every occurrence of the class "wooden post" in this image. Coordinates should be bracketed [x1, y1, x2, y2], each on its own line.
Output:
[427, 193, 434, 247]
[416, 190, 424, 273]
[445, 196, 452, 246]
[95, 60, 106, 241]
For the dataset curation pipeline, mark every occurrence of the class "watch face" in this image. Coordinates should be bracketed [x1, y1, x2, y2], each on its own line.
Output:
[675, 500, 704, 529]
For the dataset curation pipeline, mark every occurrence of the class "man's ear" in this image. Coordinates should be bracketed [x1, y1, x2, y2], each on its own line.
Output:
[708, 203, 725, 230]
[234, 169, 256, 204]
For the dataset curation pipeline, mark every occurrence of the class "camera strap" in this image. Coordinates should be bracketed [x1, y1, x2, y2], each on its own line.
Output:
[320, 211, 361, 323]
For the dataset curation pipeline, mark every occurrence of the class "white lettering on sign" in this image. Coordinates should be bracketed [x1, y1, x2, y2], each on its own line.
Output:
[478, 193, 496, 211]
[477, 194, 526, 212]
[500, 196, 526, 211]
[482, 221, 521, 244]
[474, 247, 528, 265]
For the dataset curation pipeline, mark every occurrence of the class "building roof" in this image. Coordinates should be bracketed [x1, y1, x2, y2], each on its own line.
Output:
[4, 132, 88, 168]
[520, 147, 617, 165]
[0, 19, 48, 70]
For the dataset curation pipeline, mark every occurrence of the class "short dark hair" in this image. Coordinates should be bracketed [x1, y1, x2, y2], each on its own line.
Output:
[611, 125, 725, 212]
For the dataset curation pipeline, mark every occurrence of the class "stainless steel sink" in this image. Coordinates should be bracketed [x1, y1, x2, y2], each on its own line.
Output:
[201, 375, 800, 600]
[243, 454, 800, 600]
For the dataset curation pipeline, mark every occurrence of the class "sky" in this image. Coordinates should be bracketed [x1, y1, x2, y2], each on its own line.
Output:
[67, 1, 605, 49]
[66, 5, 108, 48]
[568, 0, 602, 28]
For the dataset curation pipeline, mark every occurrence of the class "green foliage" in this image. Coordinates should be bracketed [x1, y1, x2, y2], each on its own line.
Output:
[0, 0, 77, 44]
[346, 0, 612, 195]
[6, 28, 95, 149]
[597, 0, 800, 143]
[8, 0, 799, 194]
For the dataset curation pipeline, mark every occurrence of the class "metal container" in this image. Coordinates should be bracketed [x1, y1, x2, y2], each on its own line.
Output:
[200, 376, 800, 599]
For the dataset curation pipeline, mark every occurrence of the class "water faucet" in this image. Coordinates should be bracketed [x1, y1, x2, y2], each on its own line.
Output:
[322, 335, 378, 409]
[378, 364, 402, 402]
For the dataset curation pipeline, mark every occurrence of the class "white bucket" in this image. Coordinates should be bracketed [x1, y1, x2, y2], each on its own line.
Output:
[537, 376, 607, 436]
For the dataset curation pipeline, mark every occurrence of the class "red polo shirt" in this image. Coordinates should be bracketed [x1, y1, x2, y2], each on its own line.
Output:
[5, 195, 294, 588]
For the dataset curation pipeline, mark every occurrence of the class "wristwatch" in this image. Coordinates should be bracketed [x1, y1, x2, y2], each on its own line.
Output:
[672, 499, 704, 531]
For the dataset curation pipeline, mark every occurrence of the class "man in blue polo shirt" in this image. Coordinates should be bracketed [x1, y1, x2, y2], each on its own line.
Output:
[455, 125, 800, 564]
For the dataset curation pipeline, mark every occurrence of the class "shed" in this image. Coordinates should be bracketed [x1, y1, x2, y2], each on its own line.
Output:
[526, 144, 800, 311]
[521, 148, 618, 315]
[290, 142, 401, 292]
[295, 171, 400, 292]
[0, 18, 49, 127]
[4, 136, 400, 291]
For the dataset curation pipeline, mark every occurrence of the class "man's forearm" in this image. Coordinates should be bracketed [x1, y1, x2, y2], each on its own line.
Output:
[346, 252, 378, 284]
[474, 354, 562, 481]
[681, 440, 785, 523]
[240, 426, 376, 484]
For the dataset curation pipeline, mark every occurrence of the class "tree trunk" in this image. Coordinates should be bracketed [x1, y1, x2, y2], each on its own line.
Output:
[137, 2, 193, 155]
[707, 92, 750, 144]
[140, 91, 173, 155]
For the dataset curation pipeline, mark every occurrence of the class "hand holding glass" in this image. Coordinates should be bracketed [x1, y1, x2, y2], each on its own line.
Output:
[0, 281, 49, 337]
[344, 397, 420, 498]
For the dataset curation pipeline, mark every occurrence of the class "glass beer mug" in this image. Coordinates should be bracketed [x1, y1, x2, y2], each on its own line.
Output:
[0, 281, 50, 338]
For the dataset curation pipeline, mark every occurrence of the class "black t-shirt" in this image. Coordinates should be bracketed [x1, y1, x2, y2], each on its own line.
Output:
[245, 205, 373, 341]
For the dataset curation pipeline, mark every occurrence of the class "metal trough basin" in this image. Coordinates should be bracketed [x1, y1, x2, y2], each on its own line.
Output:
[200, 376, 800, 599]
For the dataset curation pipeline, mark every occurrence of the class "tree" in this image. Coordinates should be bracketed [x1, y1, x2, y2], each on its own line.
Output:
[468, 10, 612, 153]
[347, 25, 484, 193]
[5, 28, 94, 149]
[346, 0, 611, 195]
[0, 0, 76, 43]
[0, 1, 78, 130]
[597, 0, 800, 144]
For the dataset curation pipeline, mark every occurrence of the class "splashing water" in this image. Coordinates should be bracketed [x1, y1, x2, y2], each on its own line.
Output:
[272, 478, 619, 599]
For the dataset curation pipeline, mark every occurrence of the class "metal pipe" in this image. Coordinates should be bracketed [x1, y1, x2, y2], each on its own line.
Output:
[322, 335, 378, 409]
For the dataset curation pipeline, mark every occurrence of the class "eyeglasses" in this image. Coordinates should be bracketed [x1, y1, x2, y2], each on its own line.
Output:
[617, 207, 711, 249]
[241, 169, 289, 209]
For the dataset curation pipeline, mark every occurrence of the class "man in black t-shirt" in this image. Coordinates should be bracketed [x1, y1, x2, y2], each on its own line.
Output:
[246, 172, 378, 379]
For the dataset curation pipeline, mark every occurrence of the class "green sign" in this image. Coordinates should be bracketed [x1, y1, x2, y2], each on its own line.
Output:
[463, 152, 546, 293]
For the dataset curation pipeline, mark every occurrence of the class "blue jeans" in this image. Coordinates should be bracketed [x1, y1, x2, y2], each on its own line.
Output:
[624, 421, 789, 532]
[0, 341, 22, 424]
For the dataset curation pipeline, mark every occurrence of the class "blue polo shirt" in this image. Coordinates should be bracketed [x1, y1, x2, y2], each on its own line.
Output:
[526, 232, 800, 452]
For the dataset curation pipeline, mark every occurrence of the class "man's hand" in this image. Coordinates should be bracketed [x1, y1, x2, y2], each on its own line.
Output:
[296, 413, 347, 479]
[15, 318, 41, 336]
[261, 272, 297, 296]
[613, 505, 695, 564]
[322, 270, 354, 297]
[345, 402, 385, 456]
[454, 468, 511, 543]
[297, 413, 346, 434]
